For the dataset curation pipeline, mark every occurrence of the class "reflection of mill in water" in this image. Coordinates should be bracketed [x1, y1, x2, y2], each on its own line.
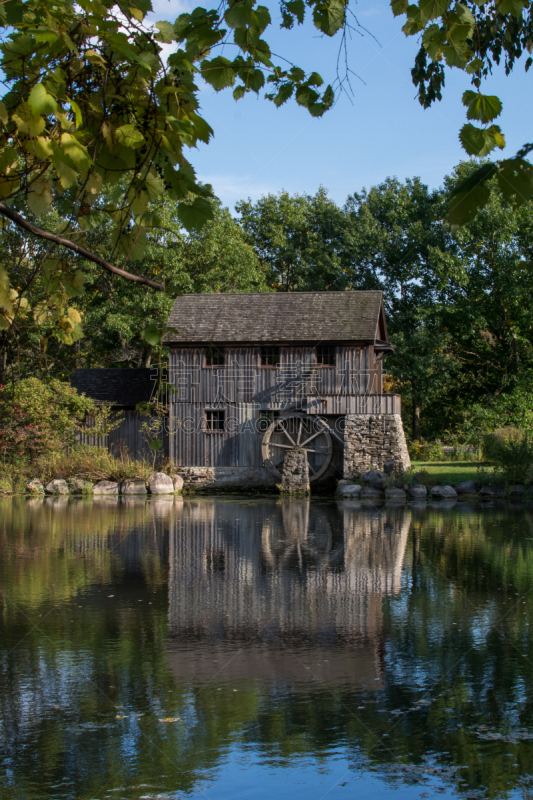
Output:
[167, 500, 410, 689]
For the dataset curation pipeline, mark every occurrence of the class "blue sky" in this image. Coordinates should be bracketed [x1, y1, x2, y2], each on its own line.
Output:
[152, 0, 533, 211]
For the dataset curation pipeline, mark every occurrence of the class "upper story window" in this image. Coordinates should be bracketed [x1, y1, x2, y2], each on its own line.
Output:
[316, 346, 336, 367]
[260, 346, 280, 367]
[205, 347, 225, 367]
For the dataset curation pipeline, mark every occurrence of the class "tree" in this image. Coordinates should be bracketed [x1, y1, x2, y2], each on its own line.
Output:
[237, 188, 364, 291]
[0, 0, 342, 303]
[395, 0, 533, 223]
[0, 200, 268, 380]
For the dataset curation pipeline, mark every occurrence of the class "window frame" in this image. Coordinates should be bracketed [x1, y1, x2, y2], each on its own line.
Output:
[260, 345, 281, 368]
[316, 345, 337, 368]
[204, 408, 225, 433]
[204, 346, 225, 368]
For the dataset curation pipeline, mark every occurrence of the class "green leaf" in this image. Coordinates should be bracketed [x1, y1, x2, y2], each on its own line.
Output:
[0, 102, 7, 127]
[28, 84, 58, 116]
[67, 97, 83, 129]
[449, 182, 491, 229]
[462, 90, 503, 123]
[142, 323, 164, 345]
[497, 158, 533, 208]
[233, 84, 246, 100]
[149, 439, 163, 451]
[155, 21, 174, 43]
[448, 163, 497, 228]
[391, 0, 408, 16]
[115, 124, 145, 149]
[495, 0, 526, 17]
[201, 57, 237, 90]
[177, 197, 214, 231]
[225, 2, 253, 29]
[419, 0, 451, 23]
[313, 0, 346, 36]
[459, 123, 505, 157]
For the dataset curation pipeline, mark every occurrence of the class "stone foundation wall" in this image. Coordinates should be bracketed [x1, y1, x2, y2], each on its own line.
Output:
[343, 414, 410, 479]
[175, 466, 278, 490]
[280, 448, 310, 495]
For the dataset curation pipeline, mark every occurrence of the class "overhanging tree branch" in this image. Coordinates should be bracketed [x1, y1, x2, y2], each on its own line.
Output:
[0, 202, 164, 291]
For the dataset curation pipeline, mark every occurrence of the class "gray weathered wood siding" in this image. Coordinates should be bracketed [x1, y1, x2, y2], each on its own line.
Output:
[168, 344, 380, 406]
[167, 345, 392, 468]
[306, 394, 401, 415]
[80, 411, 169, 461]
[169, 403, 264, 467]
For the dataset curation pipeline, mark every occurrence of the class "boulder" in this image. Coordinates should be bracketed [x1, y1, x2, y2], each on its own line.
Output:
[455, 480, 478, 494]
[360, 486, 383, 500]
[385, 486, 407, 501]
[68, 477, 93, 495]
[509, 485, 525, 496]
[26, 478, 44, 494]
[336, 484, 361, 497]
[407, 484, 427, 499]
[362, 470, 387, 489]
[430, 485, 457, 499]
[93, 480, 119, 495]
[337, 479, 350, 487]
[45, 478, 69, 495]
[121, 479, 147, 495]
[383, 461, 396, 475]
[480, 485, 505, 498]
[149, 472, 174, 494]
[173, 475, 184, 493]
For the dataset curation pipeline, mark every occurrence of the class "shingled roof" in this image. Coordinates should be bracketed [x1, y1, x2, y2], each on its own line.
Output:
[71, 369, 156, 407]
[165, 291, 386, 344]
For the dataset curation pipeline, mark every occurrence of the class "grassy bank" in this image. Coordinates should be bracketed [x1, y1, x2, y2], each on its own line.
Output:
[412, 461, 495, 486]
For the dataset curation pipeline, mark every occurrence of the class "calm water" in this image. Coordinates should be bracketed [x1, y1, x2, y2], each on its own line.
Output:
[2, 496, 533, 800]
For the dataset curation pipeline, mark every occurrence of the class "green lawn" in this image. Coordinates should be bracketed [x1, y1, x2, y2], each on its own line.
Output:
[411, 461, 495, 486]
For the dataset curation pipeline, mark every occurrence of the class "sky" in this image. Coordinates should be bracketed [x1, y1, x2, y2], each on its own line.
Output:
[152, 1, 533, 212]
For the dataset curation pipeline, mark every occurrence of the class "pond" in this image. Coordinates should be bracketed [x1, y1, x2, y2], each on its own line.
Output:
[1, 496, 533, 800]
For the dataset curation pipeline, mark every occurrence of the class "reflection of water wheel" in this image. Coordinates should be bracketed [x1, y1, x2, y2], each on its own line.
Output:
[262, 414, 333, 482]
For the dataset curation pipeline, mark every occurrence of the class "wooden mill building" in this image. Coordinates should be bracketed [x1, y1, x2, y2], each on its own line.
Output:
[164, 291, 409, 488]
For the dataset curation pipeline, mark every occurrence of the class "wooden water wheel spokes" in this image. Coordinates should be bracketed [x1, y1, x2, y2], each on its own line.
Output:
[262, 413, 333, 482]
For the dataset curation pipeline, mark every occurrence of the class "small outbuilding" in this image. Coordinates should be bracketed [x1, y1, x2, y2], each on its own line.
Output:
[164, 291, 410, 490]
[70, 367, 163, 460]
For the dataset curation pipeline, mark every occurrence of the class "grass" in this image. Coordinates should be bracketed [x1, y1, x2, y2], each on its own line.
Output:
[411, 461, 496, 487]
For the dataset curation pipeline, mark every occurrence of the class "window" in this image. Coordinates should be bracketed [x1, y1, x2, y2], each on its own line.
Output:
[316, 346, 336, 366]
[258, 410, 280, 432]
[260, 346, 280, 367]
[205, 409, 225, 432]
[205, 347, 225, 367]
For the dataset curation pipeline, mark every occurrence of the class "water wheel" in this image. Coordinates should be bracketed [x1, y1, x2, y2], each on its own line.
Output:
[262, 414, 333, 482]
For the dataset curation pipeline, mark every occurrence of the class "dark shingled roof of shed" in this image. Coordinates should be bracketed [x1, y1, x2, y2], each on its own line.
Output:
[165, 291, 385, 344]
[71, 369, 155, 406]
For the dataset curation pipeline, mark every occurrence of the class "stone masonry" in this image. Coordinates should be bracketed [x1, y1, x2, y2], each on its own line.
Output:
[280, 448, 310, 495]
[343, 414, 410, 479]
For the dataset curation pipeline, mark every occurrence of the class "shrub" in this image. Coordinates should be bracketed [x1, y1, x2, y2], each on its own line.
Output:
[35, 445, 153, 484]
[0, 378, 96, 467]
[408, 439, 447, 462]
[482, 428, 533, 484]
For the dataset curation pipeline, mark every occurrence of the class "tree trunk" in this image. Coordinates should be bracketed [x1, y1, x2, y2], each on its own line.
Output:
[412, 399, 421, 441]
[142, 344, 153, 368]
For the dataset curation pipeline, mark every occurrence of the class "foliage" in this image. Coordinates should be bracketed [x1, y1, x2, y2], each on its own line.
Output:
[0, 201, 268, 379]
[0, 0, 343, 326]
[136, 399, 168, 466]
[34, 444, 153, 484]
[395, 0, 533, 223]
[482, 428, 533, 483]
[0, 377, 96, 466]
[408, 438, 446, 461]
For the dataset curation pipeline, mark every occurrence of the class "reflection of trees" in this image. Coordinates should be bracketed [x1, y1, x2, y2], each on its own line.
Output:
[3, 500, 533, 799]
